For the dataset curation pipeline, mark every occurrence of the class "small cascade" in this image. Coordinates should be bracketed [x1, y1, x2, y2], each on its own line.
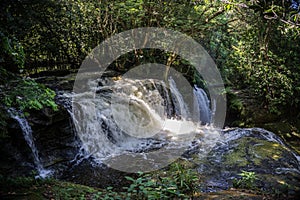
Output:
[168, 77, 189, 119]
[154, 81, 174, 118]
[193, 85, 211, 125]
[8, 108, 51, 178]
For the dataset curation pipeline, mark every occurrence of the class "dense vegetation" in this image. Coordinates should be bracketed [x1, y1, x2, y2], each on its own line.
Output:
[1, 0, 299, 123]
[0, 162, 278, 199]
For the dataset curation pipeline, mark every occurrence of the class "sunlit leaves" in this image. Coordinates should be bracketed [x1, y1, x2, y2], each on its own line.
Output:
[0, 32, 25, 71]
[2, 78, 58, 112]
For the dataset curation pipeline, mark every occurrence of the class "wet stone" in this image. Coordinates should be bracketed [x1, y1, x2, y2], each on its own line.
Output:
[185, 128, 300, 195]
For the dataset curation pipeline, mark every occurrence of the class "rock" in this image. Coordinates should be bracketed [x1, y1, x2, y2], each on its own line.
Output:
[58, 159, 133, 188]
[34, 73, 77, 91]
[27, 106, 79, 174]
[0, 102, 79, 177]
[48, 126, 300, 197]
[185, 128, 300, 195]
[0, 116, 36, 176]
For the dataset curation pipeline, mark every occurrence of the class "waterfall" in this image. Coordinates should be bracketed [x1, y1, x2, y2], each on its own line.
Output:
[8, 108, 51, 178]
[168, 77, 189, 119]
[193, 85, 211, 125]
[62, 76, 219, 169]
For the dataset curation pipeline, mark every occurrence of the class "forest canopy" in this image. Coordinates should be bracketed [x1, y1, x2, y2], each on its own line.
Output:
[0, 0, 300, 122]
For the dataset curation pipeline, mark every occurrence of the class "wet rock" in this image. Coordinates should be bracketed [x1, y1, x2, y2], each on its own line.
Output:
[185, 128, 300, 195]
[0, 103, 79, 177]
[34, 73, 77, 91]
[0, 138, 34, 176]
[59, 158, 133, 189]
[26, 106, 79, 175]
[0, 117, 37, 176]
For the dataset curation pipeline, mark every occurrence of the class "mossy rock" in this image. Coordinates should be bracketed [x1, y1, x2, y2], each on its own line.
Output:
[261, 122, 300, 154]
[222, 137, 288, 167]
[186, 128, 300, 195]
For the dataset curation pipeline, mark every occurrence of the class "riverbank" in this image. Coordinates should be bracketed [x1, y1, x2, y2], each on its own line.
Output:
[0, 170, 296, 200]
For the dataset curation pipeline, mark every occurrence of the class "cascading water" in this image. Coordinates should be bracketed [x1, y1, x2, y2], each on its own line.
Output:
[193, 85, 211, 125]
[168, 77, 190, 119]
[8, 108, 52, 178]
[60, 76, 219, 169]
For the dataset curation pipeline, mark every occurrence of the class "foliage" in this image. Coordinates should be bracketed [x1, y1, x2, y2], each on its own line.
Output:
[223, 0, 300, 117]
[123, 163, 199, 199]
[233, 170, 257, 189]
[0, 9, 58, 114]
[0, 31, 25, 73]
[124, 172, 185, 199]
[2, 78, 58, 113]
[0, 32, 58, 136]
[167, 162, 199, 193]
[0, 0, 299, 122]
[0, 0, 228, 72]
[0, 172, 290, 200]
[0, 109, 9, 138]
[0, 162, 200, 200]
[0, 21, 58, 116]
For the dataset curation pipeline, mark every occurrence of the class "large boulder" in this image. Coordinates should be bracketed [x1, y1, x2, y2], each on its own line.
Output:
[186, 128, 300, 195]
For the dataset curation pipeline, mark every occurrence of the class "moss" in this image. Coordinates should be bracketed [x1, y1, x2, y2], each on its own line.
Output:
[250, 140, 285, 165]
[223, 137, 250, 167]
[258, 174, 300, 196]
[0, 176, 103, 200]
[261, 122, 300, 154]
[223, 137, 286, 167]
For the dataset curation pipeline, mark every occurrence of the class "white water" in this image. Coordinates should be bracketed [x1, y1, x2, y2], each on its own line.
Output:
[168, 77, 189, 119]
[193, 85, 211, 125]
[8, 108, 52, 178]
[68, 77, 219, 165]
